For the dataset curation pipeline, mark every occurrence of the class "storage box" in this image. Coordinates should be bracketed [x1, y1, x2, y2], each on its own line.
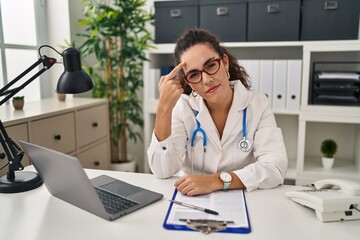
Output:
[247, 0, 301, 42]
[199, 0, 247, 42]
[300, 0, 360, 41]
[154, 1, 199, 43]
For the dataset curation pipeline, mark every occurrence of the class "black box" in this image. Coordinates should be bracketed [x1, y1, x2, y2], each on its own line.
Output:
[300, 0, 360, 41]
[199, 0, 247, 42]
[247, 0, 301, 42]
[154, 1, 199, 43]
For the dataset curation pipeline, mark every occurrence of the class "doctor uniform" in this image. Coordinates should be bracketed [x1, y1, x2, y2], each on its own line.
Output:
[147, 80, 288, 191]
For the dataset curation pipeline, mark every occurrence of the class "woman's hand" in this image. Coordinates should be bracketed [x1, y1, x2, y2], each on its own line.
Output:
[174, 174, 223, 196]
[154, 62, 186, 141]
[157, 62, 186, 112]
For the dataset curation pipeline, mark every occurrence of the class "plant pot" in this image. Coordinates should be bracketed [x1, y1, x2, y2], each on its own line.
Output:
[322, 157, 334, 170]
[110, 154, 137, 172]
[57, 93, 66, 101]
[12, 99, 24, 110]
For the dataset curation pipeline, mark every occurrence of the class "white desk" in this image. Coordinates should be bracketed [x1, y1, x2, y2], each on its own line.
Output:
[0, 166, 359, 240]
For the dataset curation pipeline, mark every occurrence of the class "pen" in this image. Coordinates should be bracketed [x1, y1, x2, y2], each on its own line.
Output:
[169, 200, 219, 215]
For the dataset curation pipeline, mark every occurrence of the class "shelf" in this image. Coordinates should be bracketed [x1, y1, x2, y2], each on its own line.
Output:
[143, 38, 360, 185]
[303, 156, 359, 179]
[149, 40, 360, 54]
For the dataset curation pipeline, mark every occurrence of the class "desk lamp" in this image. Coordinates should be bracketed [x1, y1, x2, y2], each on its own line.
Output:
[0, 45, 93, 193]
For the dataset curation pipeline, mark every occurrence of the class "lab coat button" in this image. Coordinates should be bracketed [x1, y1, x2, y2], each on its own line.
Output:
[162, 146, 167, 150]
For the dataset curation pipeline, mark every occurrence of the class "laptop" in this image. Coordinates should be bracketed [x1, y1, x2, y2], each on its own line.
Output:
[19, 141, 163, 221]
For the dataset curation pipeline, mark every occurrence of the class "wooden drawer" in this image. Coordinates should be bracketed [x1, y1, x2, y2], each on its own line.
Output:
[76, 104, 108, 148]
[78, 140, 109, 170]
[0, 123, 29, 177]
[30, 113, 76, 153]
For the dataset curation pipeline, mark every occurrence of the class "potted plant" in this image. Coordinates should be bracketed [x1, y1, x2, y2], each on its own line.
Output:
[320, 139, 337, 170]
[12, 96, 25, 110]
[77, 0, 153, 171]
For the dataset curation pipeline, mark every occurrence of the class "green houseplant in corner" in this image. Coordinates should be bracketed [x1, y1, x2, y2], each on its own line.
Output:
[78, 0, 153, 171]
[320, 139, 338, 170]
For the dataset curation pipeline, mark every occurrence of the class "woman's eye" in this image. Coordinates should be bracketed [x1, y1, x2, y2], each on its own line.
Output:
[206, 62, 217, 70]
[188, 72, 200, 80]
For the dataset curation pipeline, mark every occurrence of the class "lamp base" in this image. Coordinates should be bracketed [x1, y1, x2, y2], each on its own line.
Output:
[0, 171, 43, 193]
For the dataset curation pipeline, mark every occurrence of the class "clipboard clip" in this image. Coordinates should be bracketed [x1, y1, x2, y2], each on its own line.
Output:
[179, 219, 235, 234]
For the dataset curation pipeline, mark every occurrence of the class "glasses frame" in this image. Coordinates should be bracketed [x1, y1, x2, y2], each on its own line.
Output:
[184, 56, 223, 84]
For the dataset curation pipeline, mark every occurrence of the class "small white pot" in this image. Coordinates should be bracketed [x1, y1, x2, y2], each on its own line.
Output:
[110, 154, 137, 172]
[322, 157, 334, 170]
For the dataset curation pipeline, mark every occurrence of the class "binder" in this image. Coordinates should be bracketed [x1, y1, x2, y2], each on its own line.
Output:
[163, 189, 251, 234]
[246, 60, 260, 92]
[259, 60, 274, 105]
[273, 60, 287, 111]
[286, 60, 302, 111]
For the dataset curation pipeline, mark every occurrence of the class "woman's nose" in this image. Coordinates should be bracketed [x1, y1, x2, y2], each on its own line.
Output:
[201, 72, 213, 84]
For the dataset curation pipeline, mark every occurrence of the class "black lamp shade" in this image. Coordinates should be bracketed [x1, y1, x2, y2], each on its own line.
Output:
[56, 48, 94, 93]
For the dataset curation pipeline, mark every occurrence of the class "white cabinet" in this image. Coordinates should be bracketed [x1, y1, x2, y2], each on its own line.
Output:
[0, 98, 110, 177]
[143, 40, 360, 185]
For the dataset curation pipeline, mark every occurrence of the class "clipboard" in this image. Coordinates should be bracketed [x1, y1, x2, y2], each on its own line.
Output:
[163, 189, 251, 234]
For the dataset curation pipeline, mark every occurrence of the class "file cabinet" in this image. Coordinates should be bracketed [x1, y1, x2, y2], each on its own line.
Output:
[143, 40, 360, 186]
[199, 0, 247, 42]
[0, 98, 110, 177]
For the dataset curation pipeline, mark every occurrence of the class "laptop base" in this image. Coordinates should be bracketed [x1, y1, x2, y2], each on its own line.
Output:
[0, 171, 43, 193]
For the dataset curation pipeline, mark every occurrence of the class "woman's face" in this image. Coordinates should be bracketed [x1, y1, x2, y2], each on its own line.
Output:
[181, 43, 231, 105]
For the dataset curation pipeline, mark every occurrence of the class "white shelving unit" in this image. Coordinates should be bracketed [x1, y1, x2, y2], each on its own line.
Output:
[143, 40, 360, 185]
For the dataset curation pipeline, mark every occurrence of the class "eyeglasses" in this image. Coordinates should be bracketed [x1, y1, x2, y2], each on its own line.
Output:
[184, 56, 223, 84]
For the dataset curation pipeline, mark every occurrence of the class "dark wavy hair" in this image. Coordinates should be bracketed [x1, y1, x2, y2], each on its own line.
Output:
[174, 28, 250, 95]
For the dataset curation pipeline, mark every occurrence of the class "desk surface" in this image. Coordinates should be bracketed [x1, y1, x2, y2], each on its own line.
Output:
[0, 167, 359, 240]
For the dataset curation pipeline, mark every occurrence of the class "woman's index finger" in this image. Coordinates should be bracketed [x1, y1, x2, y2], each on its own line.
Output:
[167, 62, 185, 80]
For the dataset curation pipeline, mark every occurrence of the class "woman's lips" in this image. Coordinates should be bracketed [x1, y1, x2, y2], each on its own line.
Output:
[206, 84, 220, 93]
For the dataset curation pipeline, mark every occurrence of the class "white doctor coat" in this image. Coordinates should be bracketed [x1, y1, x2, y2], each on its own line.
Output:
[147, 80, 288, 191]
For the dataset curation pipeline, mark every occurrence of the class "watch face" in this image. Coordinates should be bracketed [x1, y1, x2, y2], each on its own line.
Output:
[220, 172, 232, 182]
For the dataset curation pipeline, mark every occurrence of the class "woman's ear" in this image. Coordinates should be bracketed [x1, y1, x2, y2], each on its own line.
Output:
[222, 54, 229, 69]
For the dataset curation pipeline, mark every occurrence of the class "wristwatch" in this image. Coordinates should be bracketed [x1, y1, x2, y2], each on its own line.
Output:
[219, 172, 232, 190]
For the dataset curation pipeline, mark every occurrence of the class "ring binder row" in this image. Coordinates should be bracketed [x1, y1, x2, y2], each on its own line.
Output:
[310, 61, 360, 106]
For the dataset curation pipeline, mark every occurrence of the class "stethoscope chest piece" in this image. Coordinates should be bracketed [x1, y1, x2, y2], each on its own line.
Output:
[239, 137, 251, 152]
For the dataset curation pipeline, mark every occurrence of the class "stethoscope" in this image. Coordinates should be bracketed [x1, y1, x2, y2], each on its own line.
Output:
[190, 107, 251, 174]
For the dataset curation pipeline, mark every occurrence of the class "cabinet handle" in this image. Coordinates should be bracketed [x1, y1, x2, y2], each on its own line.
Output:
[54, 134, 61, 140]
[94, 161, 100, 166]
[92, 122, 98, 128]
[325, 1, 337, 10]
[291, 95, 296, 100]
[217, 7, 228, 16]
[170, 9, 181, 18]
[267, 4, 280, 13]
[277, 94, 282, 99]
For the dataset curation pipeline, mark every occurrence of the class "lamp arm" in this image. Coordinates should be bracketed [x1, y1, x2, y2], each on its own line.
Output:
[0, 55, 57, 105]
[0, 55, 56, 180]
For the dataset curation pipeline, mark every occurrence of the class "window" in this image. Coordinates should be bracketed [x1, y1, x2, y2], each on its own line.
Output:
[0, 0, 46, 103]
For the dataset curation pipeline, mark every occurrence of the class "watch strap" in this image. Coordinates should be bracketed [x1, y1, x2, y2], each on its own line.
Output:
[223, 181, 230, 190]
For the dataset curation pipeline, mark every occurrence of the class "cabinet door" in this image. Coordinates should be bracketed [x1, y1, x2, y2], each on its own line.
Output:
[30, 113, 76, 153]
[76, 104, 108, 148]
[0, 123, 29, 177]
[78, 140, 109, 170]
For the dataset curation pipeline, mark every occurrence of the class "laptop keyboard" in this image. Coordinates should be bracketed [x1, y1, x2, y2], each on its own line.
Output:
[94, 187, 139, 215]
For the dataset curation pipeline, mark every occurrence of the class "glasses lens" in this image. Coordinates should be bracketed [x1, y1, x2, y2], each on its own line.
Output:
[205, 60, 220, 74]
[186, 71, 201, 83]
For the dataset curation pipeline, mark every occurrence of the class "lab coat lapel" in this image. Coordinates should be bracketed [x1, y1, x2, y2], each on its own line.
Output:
[221, 81, 249, 144]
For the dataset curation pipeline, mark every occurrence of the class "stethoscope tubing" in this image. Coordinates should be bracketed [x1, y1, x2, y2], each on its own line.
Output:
[190, 108, 250, 175]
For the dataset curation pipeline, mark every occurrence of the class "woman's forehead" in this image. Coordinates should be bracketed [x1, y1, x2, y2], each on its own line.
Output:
[181, 43, 217, 71]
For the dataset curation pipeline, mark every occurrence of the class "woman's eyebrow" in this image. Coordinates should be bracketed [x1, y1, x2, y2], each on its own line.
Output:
[184, 57, 216, 75]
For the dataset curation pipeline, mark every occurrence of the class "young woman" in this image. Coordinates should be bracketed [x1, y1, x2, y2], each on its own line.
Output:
[147, 29, 287, 196]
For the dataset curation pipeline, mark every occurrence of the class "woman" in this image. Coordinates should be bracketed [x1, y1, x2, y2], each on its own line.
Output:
[147, 29, 287, 196]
